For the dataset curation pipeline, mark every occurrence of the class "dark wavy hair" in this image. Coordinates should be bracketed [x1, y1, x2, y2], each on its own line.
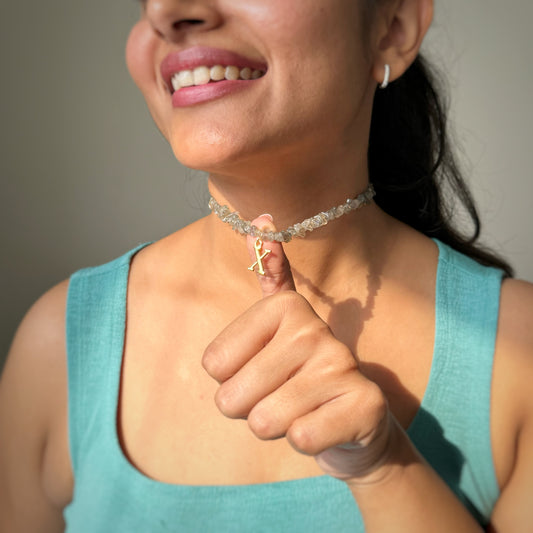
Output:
[368, 55, 513, 276]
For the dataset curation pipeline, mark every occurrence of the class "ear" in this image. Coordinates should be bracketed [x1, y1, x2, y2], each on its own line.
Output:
[370, 0, 433, 86]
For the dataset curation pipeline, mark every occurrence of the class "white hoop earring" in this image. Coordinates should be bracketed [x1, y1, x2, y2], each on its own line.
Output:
[379, 64, 390, 89]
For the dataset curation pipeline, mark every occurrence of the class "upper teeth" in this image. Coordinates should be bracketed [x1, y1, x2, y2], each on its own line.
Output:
[171, 65, 265, 91]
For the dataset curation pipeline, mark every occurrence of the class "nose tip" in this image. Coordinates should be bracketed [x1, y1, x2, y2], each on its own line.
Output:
[145, 0, 221, 42]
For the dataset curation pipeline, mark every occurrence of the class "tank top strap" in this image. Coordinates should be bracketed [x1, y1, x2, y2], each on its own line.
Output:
[66, 243, 149, 473]
[408, 239, 504, 524]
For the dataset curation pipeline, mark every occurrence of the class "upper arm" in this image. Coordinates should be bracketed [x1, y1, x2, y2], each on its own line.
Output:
[0, 280, 73, 533]
[489, 278, 533, 532]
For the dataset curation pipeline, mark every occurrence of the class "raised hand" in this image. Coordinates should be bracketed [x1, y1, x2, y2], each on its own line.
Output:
[202, 215, 397, 483]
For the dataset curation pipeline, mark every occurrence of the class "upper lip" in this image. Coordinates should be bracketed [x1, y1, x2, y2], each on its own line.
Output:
[160, 46, 268, 90]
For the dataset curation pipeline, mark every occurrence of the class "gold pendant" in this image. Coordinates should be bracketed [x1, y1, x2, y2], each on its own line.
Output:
[248, 238, 271, 276]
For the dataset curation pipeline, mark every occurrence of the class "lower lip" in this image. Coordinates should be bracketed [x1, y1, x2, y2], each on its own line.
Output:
[171, 79, 259, 108]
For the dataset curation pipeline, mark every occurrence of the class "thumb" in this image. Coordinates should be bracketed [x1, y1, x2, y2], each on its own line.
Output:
[246, 214, 297, 298]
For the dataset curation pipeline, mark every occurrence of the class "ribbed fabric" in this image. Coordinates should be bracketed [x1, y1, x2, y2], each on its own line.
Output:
[64, 239, 502, 531]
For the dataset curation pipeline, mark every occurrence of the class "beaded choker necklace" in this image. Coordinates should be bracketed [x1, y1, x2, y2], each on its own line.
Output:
[208, 183, 376, 275]
[208, 183, 375, 244]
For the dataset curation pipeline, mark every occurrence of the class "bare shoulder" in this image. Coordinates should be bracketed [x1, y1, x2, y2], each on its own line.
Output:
[489, 277, 533, 531]
[8, 279, 70, 358]
[493, 278, 533, 425]
[499, 278, 533, 345]
[1, 279, 69, 423]
[0, 280, 72, 532]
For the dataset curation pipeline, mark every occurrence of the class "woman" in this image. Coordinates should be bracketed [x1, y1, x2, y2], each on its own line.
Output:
[1, 0, 532, 531]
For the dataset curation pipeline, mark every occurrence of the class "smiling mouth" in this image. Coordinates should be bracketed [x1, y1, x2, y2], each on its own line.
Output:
[170, 65, 266, 92]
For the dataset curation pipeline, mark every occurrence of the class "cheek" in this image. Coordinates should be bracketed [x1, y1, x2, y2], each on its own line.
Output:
[266, 5, 370, 130]
[125, 20, 170, 139]
[250, 1, 369, 105]
[125, 20, 157, 96]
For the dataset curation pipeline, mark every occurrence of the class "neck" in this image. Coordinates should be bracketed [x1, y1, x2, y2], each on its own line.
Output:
[202, 168, 399, 304]
[208, 143, 370, 219]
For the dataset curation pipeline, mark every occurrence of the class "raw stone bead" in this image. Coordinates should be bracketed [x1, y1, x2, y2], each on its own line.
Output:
[327, 208, 338, 220]
[292, 224, 306, 237]
[207, 183, 375, 242]
[311, 215, 322, 228]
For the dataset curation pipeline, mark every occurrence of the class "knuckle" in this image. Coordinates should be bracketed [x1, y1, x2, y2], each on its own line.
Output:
[363, 380, 388, 421]
[202, 339, 229, 380]
[312, 358, 338, 381]
[312, 343, 357, 379]
[287, 421, 318, 455]
[335, 354, 358, 377]
[247, 405, 278, 440]
[214, 383, 243, 419]
[292, 318, 330, 351]
[305, 320, 331, 343]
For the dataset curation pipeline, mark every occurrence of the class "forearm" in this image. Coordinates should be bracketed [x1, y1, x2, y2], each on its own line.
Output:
[346, 423, 483, 533]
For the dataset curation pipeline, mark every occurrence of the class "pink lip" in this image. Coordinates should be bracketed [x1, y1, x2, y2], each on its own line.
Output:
[170, 80, 258, 107]
[160, 46, 268, 108]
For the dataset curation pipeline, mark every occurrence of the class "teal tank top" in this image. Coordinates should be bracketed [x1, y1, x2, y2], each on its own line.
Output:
[64, 240, 503, 531]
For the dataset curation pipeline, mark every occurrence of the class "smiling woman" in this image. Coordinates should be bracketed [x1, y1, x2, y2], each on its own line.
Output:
[1, 1, 533, 533]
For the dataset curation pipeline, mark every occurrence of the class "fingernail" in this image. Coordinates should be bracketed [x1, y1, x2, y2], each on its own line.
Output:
[258, 213, 274, 221]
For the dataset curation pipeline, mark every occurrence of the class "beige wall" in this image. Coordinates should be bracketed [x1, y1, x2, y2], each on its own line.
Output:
[1, 1, 532, 366]
[426, 1, 533, 277]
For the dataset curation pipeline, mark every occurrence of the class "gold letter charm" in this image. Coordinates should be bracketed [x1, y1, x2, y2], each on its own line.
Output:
[248, 238, 271, 276]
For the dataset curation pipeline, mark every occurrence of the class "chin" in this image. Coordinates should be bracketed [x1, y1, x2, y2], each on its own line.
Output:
[171, 145, 227, 173]
[167, 124, 260, 174]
